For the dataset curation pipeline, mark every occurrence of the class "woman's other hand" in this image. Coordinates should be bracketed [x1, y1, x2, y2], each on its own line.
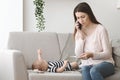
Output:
[79, 52, 93, 59]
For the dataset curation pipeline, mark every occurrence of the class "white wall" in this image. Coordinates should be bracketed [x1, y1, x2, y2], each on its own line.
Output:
[24, 0, 120, 40]
[23, 0, 80, 32]
[0, 0, 23, 49]
[44, 0, 80, 33]
[80, 0, 120, 40]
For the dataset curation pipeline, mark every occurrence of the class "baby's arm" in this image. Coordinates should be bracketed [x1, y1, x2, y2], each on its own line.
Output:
[56, 60, 68, 73]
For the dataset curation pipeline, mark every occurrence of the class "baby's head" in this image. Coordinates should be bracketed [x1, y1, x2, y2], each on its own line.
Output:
[32, 59, 48, 71]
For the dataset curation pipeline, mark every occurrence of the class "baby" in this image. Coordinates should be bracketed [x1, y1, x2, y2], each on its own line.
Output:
[32, 49, 79, 73]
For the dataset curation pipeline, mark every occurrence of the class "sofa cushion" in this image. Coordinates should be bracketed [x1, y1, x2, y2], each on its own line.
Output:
[28, 70, 82, 80]
[28, 68, 120, 80]
[113, 53, 120, 68]
[112, 39, 120, 68]
[7, 32, 61, 69]
[105, 68, 120, 80]
[57, 33, 75, 61]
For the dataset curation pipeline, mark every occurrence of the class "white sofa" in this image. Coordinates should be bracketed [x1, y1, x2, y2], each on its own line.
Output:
[0, 32, 120, 80]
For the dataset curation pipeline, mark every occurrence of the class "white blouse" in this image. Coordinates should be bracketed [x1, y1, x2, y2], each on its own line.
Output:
[75, 24, 114, 67]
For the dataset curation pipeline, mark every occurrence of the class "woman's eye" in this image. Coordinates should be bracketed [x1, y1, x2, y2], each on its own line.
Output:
[81, 16, 85, 18]
[77, 17, 80, 19]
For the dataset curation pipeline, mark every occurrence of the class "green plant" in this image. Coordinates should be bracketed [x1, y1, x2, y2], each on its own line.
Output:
[33, 0, 45, 32]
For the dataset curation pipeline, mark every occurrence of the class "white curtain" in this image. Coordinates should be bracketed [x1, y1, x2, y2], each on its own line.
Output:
[0, 0, 23, 49]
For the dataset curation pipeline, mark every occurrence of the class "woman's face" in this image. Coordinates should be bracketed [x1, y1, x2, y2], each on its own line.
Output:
[75, 12, 91, 27]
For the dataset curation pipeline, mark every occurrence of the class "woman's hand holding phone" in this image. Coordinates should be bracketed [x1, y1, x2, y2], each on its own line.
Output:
[75, 21, 86, 40]
[75, 21, 81, 30]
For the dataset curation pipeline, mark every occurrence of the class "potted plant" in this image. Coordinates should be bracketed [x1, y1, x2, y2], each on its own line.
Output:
[33, 0, 45, 32]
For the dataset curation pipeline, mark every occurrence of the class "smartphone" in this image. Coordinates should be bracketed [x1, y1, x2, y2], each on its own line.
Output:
[77, 22, 82, 30]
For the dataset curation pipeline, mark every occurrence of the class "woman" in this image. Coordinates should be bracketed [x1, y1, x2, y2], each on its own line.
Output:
[73, 2, 115, 80]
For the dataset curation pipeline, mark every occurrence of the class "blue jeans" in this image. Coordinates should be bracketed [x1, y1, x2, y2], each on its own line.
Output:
[81, 62, 114, 80]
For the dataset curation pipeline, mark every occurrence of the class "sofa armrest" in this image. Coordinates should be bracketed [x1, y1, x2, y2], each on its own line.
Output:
[0, 49, 28, 80]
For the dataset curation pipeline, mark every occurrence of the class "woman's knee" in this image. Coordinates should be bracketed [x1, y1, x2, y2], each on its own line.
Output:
[81, 66, 90, 71]
[90, 62, 115, 78]
[81, 65, 93, 73]
[90, 66, 98, 75]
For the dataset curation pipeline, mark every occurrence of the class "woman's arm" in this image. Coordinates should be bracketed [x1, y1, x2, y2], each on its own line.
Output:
[75, 31, 86, 58]
[92, 27, 112, 60]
